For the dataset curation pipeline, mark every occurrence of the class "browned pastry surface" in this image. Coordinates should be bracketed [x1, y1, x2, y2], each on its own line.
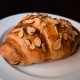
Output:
[0, 13, 80, 65]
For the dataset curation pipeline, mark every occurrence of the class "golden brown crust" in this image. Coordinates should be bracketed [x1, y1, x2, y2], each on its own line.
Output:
[0, 13, 80, 65]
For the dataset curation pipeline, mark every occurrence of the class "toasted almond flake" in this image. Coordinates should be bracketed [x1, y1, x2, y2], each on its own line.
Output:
[34, 37, 41, 47]
[56, 18, 61, 23]
[38, 13, 48, 17]
[52, 19, 59, 24]
[10, 61, 19, 64]
[27, 26, 36, 35]
[69, 36, 73, 40]
[46, 17, 59, 25]
[41, 43, 46, 52]
[46, 17, 54, 24]
[25, 39, 31, 46]
[63, 33, 68, 40]
[38, 16, 42, 19]
[34, 18, 40, 26]
[73, 31, 78, 36]
[52, 39, 61, 50]
[61, 25, 65, 27]
[30, 42, 35, 49]
[68, 28, 75, 40]
[53, 26, 58, 35]
[23, 19, 34, 24]
[68, 28, 73, 35]
[11, 28, 22, 33]
[61, 20, 72, 28]
[19, 61, 26, 65]
[18, 29, 23, 38]
[31, 18, 42, 28]
[22, 14, 32, 20]
[61, 20, 67, 26]
[41, 22, 46, 27]
[59, 33, 62, 38]
[43, 18, 49, 23]
[39, 22, 46, 33]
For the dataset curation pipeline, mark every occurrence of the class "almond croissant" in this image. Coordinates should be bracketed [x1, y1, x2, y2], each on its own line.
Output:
[0, 13, 80, 65]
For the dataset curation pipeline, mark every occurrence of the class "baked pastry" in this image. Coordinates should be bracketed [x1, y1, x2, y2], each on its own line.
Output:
[0, 13, 80, 65]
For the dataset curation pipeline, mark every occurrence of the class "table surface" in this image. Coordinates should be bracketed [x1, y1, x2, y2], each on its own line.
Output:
[0, 0, 80, 22]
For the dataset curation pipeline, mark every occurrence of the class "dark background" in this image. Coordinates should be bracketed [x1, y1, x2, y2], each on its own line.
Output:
[0, 0, 80, 22]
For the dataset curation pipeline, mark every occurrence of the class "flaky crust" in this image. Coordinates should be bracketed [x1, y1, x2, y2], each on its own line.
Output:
[0, 13, 80, 65]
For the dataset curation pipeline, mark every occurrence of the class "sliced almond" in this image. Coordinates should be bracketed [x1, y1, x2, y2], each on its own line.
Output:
[59, 33, 62, 39]
[10, 61, 19, 64]
[27, 26, 36, 35]
[61, 25, 65, 27]
[61, 20, 67, 25]
[46, 17, 54, 23]
[11, 28, 22, 33]
[25, 39, 31, 46]
[56, 18, 61, 23]
[19, 61, 26, 65]
[30, 42, 35, 49]
[38, 13, 48, 17]
[18, 29, 23, 38]
[68, 28, 75, 40]
[23, 19, 34, 24]
[43, 18, 49, 23]
[68, 28, 73, 35]
[38, 15, 43, 19]
[73, 31, 78, 36]
[22, 14, 32, 20]
[41, 43, 46, 52]
[34, 18, 40, 26]
[39, 22, 46, 33]
[32, 18, 44, 28]
[46, 17, 59, 25]
[52, 19, 59, 24]
[41, 22, 46, 27]
[52, 39, 61, 50]
[63, 33, 68, 40]
[34, 37, 41, 47]
[61, 20, 72, 28]
[52, 25, 58, 35]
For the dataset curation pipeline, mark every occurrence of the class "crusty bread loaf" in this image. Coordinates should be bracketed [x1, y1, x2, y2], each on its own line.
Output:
[0, 13, 80, 65]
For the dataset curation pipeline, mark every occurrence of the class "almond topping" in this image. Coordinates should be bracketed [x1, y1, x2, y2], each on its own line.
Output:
[10, 61, 19, 64]
[18, 29, 23, 38]
[41, 43, 46, 52]
[63, 33, 68, 40]
[11, 28, 22, 33]
[22, 14, 32, 20]
[59, 33, 62, 39]
[38, 13, 48, 17]
[25, 39, 31, 46]
[27, 26, 36, 35]
[46, 17, 54, 24]
[52, 25, 58, 35]
[30, 42, 35, 49]
[52, 19, 59, 24]
[68, 28, 73, 35]
[23, 19, 34, 24]
[34, 18, 40, 26]
[68, 28, 75, 40]
[73, 31, 78, 36]
[34, 37, 41, 47]
[52, 39, 61, 50]
[43, 18, 49, 23]
[41, 22, 46, 27]
[39, 22, 46, 33]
